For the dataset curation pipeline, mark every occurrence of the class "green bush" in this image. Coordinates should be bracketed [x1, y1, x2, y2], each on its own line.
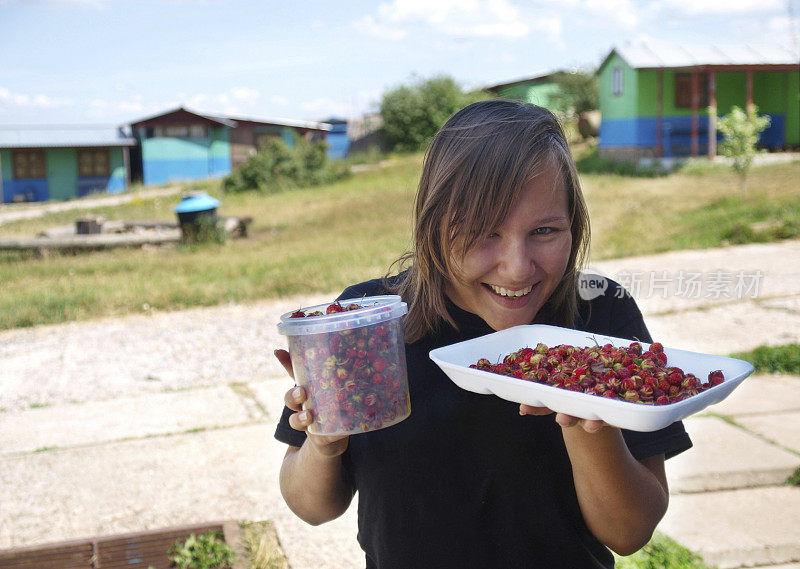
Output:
[379, 75, 489, 153]
[547, 69, 599, 117]
[223, 136, 348, 194]
[730, 344, 800, 375]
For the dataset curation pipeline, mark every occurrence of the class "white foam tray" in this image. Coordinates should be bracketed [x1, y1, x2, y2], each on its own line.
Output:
[429, 324, 754, 432]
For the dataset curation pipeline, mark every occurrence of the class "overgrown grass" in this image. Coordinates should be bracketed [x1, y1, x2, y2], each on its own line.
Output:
[584, 159, 800, 260]
[615, 532, 716, 569]
[0, 156, 420, 329]
[0, 154, 798, 330]
[730, 344, 800, 375]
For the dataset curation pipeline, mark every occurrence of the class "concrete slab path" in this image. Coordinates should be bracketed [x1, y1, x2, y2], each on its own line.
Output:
[1, 239, 800, 568]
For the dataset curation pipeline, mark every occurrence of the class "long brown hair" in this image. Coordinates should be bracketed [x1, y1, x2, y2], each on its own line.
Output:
[386, 99, 590, 343]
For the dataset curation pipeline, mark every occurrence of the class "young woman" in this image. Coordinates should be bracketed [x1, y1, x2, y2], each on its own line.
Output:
[274, 99, 691, 569]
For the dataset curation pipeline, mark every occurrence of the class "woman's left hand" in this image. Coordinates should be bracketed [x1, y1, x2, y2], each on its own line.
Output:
[519, 404, 608, 433]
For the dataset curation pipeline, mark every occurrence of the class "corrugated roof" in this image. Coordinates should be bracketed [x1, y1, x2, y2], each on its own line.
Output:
[0, 126, 136, 149]
[200, 109, 332, 132]
[482, 69, 565, 93]
[600, 40, 800, 71]
[128, 106, 331, 131]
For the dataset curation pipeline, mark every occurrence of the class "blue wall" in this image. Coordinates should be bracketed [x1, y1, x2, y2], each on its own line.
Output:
[142, 157, 232, 186]
[600, 114, 785, 156]
[326, 132, 350, 159]
[2, 179, 49, 203]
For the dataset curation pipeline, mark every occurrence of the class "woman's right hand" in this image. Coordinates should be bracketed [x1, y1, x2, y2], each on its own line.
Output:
[275, 349, 350, 458]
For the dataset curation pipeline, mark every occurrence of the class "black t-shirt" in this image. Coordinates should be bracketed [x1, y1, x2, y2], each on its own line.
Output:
[275, 277, 692, 569]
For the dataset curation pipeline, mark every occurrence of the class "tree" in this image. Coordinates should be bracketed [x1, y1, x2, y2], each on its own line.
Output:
[547, 70, 599, 118]
[379, 75, 488, 152]
[717, 105, 771, 197]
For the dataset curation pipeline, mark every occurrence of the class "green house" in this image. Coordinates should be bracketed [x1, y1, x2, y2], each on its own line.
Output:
[596, 41, 800, 161]
[483, 71, 564, 108]
[0, 127, 135, 203]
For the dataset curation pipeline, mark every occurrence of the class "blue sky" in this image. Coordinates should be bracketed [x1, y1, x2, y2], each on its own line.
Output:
[1, 0, 798, 127]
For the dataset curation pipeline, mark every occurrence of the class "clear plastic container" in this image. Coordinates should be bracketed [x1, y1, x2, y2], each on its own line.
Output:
[277, 295, 411, 435]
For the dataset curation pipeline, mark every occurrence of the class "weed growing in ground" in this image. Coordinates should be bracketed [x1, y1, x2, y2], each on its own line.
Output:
[615, 532, 716, 569]
[731, 344, 800, 375]
[167, 531, 235, 569]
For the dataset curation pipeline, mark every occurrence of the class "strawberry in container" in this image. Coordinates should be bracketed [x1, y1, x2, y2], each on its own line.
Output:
[277, 295, 411, 435]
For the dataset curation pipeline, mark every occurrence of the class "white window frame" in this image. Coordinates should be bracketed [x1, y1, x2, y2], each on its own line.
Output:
[612, 67, 623, 96]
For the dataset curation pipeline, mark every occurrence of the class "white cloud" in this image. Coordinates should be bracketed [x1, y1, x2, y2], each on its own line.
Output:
[0, 86, 70, 109]
[356, 0, 530, 39]
[270, 95, 289, 106]
[654, 0, 783, 15]
[22, 0, 229, 7]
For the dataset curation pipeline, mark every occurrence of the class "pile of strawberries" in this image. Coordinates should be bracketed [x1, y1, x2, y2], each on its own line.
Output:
[288, 301, 410, 434]
[470, 341, 724, 406]
[289, 300, 363, 318]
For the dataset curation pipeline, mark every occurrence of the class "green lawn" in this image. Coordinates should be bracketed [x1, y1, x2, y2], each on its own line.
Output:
[0, 155, 798, 330]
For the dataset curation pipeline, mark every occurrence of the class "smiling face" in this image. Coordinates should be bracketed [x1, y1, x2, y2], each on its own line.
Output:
[444, 163, 572, 331]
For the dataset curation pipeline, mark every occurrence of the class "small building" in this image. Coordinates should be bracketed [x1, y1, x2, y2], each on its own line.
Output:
[483, 71, 565, 107]
[322, 117, 350, 160]
[129, 107, 332, 186]
[0, 127, 135, 203]
[597, 41, 800, 161]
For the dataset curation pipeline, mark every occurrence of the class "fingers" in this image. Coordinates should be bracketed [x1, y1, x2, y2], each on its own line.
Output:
[554, 413, 606, 433]
[274, 349, 295, 380]
[519, 404, 554, 416]
[288, 408, 313, 431]
[284, 385, 306, 412]
[518, 406, 607, 433]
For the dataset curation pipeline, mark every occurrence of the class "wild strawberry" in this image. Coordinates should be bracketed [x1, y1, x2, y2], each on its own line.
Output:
[649, 342, 664, 354]
[290, 309, 306, 318]
[326, 302, 342, 314]
[624, 390, 640, 402]
[707, 370, 725, 387]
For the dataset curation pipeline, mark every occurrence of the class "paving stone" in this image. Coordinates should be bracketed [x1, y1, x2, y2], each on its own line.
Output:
[736, 410, 800, 455]
[645, 303, 800, 355]
[666, 417, 800, 493]
[588, 240, 800, 315]
[249, 378, 294, 422]
[0, 386, 252, 455]
[705, 374, 800, 416]
[0, 424, 363, 569]
[659, 486, 800, 569]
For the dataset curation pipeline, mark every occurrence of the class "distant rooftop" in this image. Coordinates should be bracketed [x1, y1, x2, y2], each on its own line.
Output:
[0, 125, 136, 149]
[128, 106, 332, 131]
[482, 70, 565, 93]
[601, 40, 800, 71]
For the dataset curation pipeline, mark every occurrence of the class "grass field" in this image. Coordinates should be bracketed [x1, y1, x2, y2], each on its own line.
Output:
[0, 154, 798, 330]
